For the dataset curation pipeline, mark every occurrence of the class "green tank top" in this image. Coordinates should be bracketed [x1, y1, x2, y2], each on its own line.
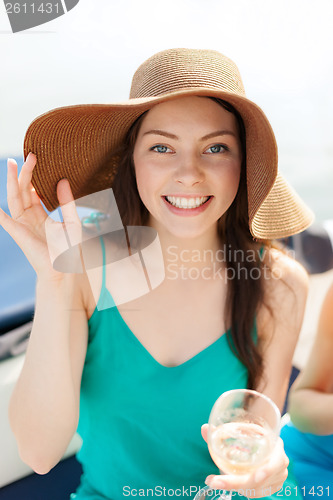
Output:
[71, 239, 301, 500]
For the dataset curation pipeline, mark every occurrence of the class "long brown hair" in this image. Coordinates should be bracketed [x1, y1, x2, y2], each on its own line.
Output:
[112, 98, 268, 389]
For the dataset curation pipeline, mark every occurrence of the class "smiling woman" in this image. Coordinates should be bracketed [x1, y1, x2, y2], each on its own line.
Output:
[1, 48, 314, 500]
[132, 96, 242, 238]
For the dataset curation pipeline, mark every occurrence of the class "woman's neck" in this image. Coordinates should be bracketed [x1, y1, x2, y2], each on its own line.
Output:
[150, 224, 227, 283]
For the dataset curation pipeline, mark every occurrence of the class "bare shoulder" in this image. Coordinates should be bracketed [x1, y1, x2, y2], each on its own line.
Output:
[318, 281, 333, 337]
[257, 246, 309, 341]
[255, 247, 309, 403]
[264, 246, 308, 290]
[252, 248, 308, 408]
[262, 246, 308, 304]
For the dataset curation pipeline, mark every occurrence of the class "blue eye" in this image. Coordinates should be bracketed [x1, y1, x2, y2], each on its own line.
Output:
[206, 144, 228, 154]
[151, 145, 171, 153]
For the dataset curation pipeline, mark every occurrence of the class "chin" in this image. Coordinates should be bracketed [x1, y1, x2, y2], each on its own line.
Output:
[164, 221, 219, 241]
[147, 209, 222, 241]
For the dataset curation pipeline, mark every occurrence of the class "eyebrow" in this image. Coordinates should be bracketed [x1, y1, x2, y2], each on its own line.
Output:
[142, 129, 237, 141]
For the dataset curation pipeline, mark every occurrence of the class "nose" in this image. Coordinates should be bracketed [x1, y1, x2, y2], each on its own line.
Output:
[174, 153, 205, 187]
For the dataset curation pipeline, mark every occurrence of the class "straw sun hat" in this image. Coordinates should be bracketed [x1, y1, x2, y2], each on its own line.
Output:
[24, 48, 313, 239]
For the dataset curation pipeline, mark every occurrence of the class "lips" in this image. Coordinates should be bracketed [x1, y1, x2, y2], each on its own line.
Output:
[164, 195, 211, 209]
[162, 195, 213, 217]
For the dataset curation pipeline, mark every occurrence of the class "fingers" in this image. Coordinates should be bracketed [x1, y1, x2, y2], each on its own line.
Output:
[0, 205, 32, 249]
[205, 473, 250, 492]
[7, 153, 37, 219]
[18, 153, 37, 209]
[57, 179, 82, 246]
[205, 439, 289, 498]
[205, 472, 285, 498]
[57, 178, 74, 207]
[7, 159, 24, 219]
[259, 440, 289, 486]
[263, 438, 289, 475]
[31, 186, 42, 206]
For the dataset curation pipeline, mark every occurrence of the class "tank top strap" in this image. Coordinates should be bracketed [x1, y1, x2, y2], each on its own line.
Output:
[99, 235, 107, 292]
[95, 235, 116, 310]
[82, 211, 115, 311]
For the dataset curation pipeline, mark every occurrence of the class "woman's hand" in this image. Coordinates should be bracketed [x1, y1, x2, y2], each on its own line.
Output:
[0, 153, 82, 282]
[201, 424, 289, 498]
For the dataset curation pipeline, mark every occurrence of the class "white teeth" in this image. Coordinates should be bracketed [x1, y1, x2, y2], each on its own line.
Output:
[165, 196, 210, 209]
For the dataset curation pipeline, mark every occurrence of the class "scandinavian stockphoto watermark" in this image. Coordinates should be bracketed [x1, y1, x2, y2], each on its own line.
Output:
[44, 187, 294, 311]
[165, 245, 295, 282]
[4, 0, 80, 33]
[44, 188, 166, 311]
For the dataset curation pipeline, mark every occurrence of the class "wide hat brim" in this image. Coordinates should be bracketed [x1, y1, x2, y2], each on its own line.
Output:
[24, 87, 314, 239]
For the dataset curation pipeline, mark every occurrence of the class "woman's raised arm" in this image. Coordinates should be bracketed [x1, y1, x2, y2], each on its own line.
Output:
[0, 155, 89, 474]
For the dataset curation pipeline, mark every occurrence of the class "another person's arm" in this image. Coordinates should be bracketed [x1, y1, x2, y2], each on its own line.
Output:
[288, 282, 333, 435]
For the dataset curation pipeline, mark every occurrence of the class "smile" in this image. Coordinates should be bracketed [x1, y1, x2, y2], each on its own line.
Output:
[164, 196, 211, 209]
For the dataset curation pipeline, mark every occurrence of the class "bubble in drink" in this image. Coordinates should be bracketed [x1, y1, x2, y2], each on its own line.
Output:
[209, 421, 273, 474]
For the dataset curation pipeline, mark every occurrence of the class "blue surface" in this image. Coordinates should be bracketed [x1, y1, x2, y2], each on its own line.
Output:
[0, 157, 108, 334]
[281, 422, 333, 497]
[0, 159, 82, 499]
[0, 157, 36, 333]
[0, 455, 83, 500]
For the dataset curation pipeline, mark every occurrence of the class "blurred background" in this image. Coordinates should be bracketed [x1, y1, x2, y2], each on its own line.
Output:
[0, 2, 333, 497]
[1, 0, 333, 221]
[1, 0, 333, 331]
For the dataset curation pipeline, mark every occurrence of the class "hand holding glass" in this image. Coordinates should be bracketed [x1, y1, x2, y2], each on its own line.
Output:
[194, 389, 281, 499]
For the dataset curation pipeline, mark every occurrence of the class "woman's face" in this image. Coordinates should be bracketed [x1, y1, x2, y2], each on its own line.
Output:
[133, 96, 242, 240]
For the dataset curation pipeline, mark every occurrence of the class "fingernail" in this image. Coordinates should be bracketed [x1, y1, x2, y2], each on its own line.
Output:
[205, 476, 226, 489]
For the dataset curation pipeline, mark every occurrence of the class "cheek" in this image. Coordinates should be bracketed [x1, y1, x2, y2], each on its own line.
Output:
[218, 163, 241, 200]
[232, 167, 241, 193]
[133, 156, 158, 210]
[134, 152, 167, 196]
[134, 161, 148, 202]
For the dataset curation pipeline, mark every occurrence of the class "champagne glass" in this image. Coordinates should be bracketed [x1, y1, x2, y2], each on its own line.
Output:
[194, 389, 281, 499]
